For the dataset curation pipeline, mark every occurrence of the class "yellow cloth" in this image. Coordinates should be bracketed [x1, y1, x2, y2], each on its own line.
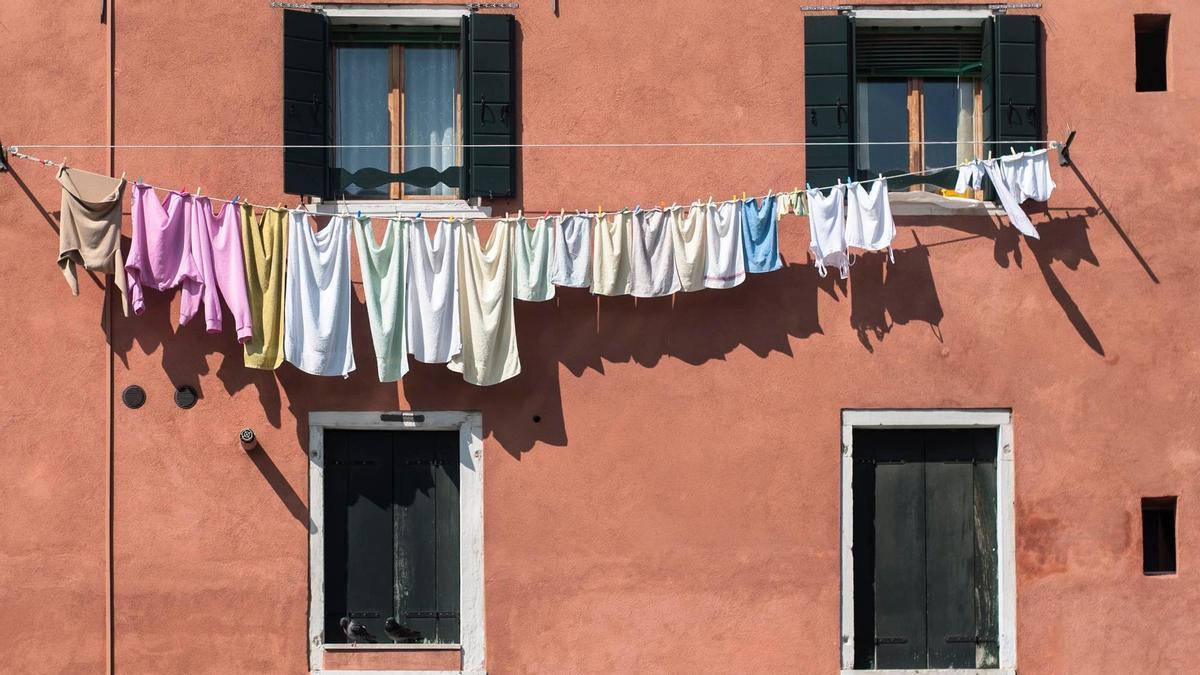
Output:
[241, 204, 289, 369]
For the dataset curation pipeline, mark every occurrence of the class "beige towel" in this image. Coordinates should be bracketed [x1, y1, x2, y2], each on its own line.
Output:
[448, 221, 520, 386]
[57, 167, 129, 315]
[671, 204, 707, 292]
[590, 211, 633, 296]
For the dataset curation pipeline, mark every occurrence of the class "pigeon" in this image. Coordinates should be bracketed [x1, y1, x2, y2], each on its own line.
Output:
[340, 617, 377, 645]
[384, 617, 419, 643]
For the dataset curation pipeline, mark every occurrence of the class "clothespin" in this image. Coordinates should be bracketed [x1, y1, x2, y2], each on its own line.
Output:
[988, 150, 993, 160]
[559, 208, 565, 218]
[356, 209, 362, 220]
[805, 182, 811, 190]
[741, 191, 747, 201]
[119, 171, 126, 181]
[136, 176, 141, 184]
[1009, 146, 1016, 155]
[233, 194, 240, 204]
[196, 186, 202, 196]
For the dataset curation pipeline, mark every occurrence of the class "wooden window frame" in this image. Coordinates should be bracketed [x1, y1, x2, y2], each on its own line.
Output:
[839, 409, 1017, 675]
[308, 411, 485, 674]
[332, 42, 463, 201]
[902, 77, 984, 196]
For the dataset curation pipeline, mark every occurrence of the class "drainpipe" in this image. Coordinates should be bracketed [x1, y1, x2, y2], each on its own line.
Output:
[104, 1, 116, 674]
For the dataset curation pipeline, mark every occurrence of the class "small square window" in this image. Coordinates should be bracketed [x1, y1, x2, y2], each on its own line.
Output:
[1134, 14, 1169, 92]
[1142, 496, 1177, 575]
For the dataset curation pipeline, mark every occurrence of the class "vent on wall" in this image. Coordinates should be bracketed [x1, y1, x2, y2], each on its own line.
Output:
[1142, 496, 1177, 575]
[1134, 14, 1169, 92]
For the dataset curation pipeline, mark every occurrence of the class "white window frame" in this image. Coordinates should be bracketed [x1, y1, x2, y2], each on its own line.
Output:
[308, 411, 485, 675]
[839, 409, 1016, 675]
[311, 3, 489, 220]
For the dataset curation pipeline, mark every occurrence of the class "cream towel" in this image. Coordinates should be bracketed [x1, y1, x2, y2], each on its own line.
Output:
[672, 203, 707, 292]
[284, 212, 355, 377]
[590, 211, 633, 296]
[513, 216, 555, 302]
[406, 220, 462, 364]
[551, 213, 592, 288]
[448, 221, 521, 386]
[703, 200, 745, 289]
[630, 208, 680, 297]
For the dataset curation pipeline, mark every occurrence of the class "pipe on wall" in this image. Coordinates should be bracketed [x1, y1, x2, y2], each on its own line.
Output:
[104, 1, 116, 674]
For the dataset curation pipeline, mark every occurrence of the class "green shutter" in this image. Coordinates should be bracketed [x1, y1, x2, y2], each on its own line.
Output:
[463, 13, 517, 198]
[924, 432, 978, 669]
[804, 15, 855, 189]
[992, 15, 1043, 149]
[324, 430, 395, 643]
[283, 9, 331, 197]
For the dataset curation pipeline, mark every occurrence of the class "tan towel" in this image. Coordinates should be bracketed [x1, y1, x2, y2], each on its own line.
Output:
[448, 221, 520, 386]
[57, 166, 129, 315]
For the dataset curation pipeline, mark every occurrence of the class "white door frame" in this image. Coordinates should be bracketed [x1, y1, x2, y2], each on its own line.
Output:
[839, 409, 1016, 674]
[308, 411, 485, 674]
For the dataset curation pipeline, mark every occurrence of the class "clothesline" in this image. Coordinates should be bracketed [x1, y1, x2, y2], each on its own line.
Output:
[6, 145, 1042, 222]
[8, 140, 1060, 149]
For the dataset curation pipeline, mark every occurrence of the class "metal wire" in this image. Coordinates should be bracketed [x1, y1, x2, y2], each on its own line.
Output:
[9, 140, 1057, 150]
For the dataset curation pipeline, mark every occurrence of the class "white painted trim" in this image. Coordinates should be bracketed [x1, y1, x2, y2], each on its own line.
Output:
[323, 643, 462, 651]
[839, 409, 1016, 672]
[852, 9, 992, 27]
[320, 671, 478, 675]
[308, 200, 491, 219]
[308, 411, 486, 674]
[840, 670, 1015, 675]
[317, 4, 470, 26]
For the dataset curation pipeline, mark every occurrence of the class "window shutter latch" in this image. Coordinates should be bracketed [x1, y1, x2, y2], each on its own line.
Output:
[835, 98, 848, 129]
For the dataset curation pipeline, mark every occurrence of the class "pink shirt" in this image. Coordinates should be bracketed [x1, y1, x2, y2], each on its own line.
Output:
[125, 184, 202, 317]
[180, 197, 254, 342]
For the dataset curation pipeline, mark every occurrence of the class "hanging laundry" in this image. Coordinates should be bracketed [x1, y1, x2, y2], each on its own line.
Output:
[406, 219, 462, 364]
[703, 199, 745, 289]
[775, 191, 794, 217]
[807, 184, 850, 279]
[56, 167, 130, 315]
[125, 184, 203, 318]
[845, 180, 897, 257]
[353, 217, 409, 382]
[980, 160, 1040, 239]
[179, 197, 254, 341]
[448, 221, 521, 386]
[1000, 148, 1056, 203]
[630, 208, 681, 297]
[741, 195, 782, 274]
[513, 216, 555, 302]
[955, 161, 985, 194]
[591, 210, 633, 296]
[551, 213, 591, 288]
[241, 204, 289, 370]
[284, 212, 355, 377]
[794, 190, 809, 217]
[671, 202, 707, 292]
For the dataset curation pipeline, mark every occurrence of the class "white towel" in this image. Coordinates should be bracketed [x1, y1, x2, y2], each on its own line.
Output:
[591, 211, 633, 296]
[981, 160, 1040, 239]
[845, 180, 896, 254]
[284, 211, 355, 377]
[406, 219, 462, 363]
[807, 185, 850, 279]
[552, 213, 592, 288]
[703, 200, 745, 289]
[672, 203, 707, 292]
[513, 216, 555, 302]
[448, 221, 521, 386]
[1000, 149, 1056, 203]
[630, 208, 681, 298]
[353, 217, 409, 382]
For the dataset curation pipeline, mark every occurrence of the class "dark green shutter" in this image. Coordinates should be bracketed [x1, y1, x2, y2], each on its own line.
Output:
[283, 9, 331, 197]
[804, 15, 855, 189]
[463, 13, 517, 198]
[324, 430, 395, 643]
[924, 431, 979, 669]
[992, 15, 1043, 149]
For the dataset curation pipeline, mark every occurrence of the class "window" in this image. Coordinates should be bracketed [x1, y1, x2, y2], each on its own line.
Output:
[1135, 14, 1169, 92]
[308, 412, 485, 672]
[841, 410, 1016, 673]
[1142, 497, 1177, 575]
[854, 26, 982, 193]
[333, 28, 462, 199]
[804, 14, 1043, 200]
[281, 9, 517, 201]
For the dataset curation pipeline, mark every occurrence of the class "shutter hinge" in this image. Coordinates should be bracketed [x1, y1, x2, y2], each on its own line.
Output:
[405, 610, 460, 619]
[270, 2, 323, 11]
[467, 2, 519, 9]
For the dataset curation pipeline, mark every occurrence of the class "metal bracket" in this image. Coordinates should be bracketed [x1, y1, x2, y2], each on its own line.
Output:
[468, 2, 519, 8]
[1055, 128, 1076, 167]
[0, 141, 7, 172]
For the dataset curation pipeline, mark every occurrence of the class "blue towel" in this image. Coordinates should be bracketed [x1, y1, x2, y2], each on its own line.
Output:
[741, 196, 782, 273]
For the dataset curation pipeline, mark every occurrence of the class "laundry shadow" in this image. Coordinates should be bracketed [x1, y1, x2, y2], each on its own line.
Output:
[850, 244, 944, 352]
[1025, 213, 1104, 355]
[1068, 162, 1158, 284]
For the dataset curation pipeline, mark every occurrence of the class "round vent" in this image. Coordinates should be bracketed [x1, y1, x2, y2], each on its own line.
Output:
[122, 385, 146, 409]
[174, 385, 198, 409]
[240, 428, 255, 444]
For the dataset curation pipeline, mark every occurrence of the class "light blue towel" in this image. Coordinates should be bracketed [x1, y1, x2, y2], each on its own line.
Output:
[741, 196, 782, 273]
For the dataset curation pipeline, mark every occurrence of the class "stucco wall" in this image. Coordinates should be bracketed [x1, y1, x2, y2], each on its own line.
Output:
[1, 0, 1198, 673]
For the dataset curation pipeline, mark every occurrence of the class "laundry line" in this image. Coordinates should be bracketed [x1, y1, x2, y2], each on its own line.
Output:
[7, 140, 1060, 150]
[4, 145, 1049, 223]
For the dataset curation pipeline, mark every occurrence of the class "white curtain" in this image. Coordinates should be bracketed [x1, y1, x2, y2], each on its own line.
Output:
[404, 47, 459, 196]
[855, 81, 871, 171]
[335, 47, 390, 198]
[955, 79, 976, 165]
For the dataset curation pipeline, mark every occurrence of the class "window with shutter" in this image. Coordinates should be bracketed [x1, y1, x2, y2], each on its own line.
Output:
[852, 428, 999, 670]
[281, 10, 518, 200]
[324, 429, 460, 645]
[803, 13, 1044, 196]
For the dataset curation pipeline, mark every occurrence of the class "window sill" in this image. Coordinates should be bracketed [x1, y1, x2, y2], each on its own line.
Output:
[323, 643, 461, 652]
[888, 190, 1005, 217]
[840, 670, 1014, 675]
[309, 199, 491, 219]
